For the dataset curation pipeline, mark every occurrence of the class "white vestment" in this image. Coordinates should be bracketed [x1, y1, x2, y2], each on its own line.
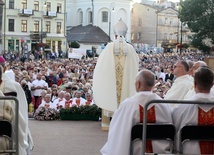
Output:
[0, 73, 33, 155]
[93, 41, 139, 112]
[100, 91, 172, 155]
[72, 97, 87, 106]
[39, 101, 56, 109]
[172, 93, 214, 154]
[53, 98, 66, 107]
[165, 75, 193, 100]
[5, 69, 15, 81]
[164, 75, 193, 107]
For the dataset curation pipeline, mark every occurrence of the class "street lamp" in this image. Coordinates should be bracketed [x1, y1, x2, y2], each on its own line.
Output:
[41, 1, 47, 44]
[0, 0, 4, 54]
[108, 2, 115, 42]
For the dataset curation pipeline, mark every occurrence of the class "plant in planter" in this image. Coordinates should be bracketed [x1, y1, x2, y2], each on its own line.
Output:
[60, 104, 101, 121]
[34, 107, 60, 121]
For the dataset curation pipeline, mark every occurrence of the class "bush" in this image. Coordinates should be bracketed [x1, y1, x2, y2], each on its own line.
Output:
[60, 104, 101, 117]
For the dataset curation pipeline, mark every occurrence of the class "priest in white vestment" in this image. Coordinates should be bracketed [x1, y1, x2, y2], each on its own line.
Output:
[172, 66, 214, 154]
[183, 61, 213, 99]
[93, 19, 139, 130]
[164, 60, 193, 107]
[0, 56, 33, 155]
[101, 70, 172, 155]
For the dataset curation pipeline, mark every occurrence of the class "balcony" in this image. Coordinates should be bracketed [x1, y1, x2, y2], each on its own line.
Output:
[18, 9, 34, 16]
[43, 11, 57, 18]
[30, 31, 47, 39]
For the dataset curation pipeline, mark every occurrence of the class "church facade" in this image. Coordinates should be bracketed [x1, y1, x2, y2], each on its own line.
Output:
[66, 0, 132, 42]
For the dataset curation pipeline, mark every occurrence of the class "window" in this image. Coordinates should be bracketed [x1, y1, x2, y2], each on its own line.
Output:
[79, 11, 83, 24]
[34, 21, 39, 32]
[138, 18, 142, 26]
[8, 19, 14, 32]
[131, 33, 134, 41]
[34, 1, 39, 11]
[165, 18, 168, 24]
[22, 0, 27, 9]
[57, 3, 62, 13]
[170, 18, 173, 25]
[21, 20, 27, 32]
[57, 22, 61, 34]
[169, 33, 173, 39]
[164, 33, 168, 39]
[8, 40, 14, 51]
[88, 11, 92, 24]
[9, 0, 14, 9]
[137, 32, 142, 40]
[102, 11, 108, 22]
[46, 21, 51, 33]
[47, 2, 51, 11]
[16, 40, 19, 52]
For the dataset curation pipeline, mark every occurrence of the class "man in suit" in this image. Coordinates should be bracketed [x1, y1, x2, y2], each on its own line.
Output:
[165, 68, 174, 82]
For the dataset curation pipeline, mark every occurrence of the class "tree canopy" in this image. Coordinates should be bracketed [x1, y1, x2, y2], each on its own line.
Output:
[179, 0, 214, 50]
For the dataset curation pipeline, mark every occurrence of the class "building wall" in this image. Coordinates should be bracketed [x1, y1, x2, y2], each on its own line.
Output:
[66, 0, 132, 42]
[131, 3, 157, 45]
[157, 8, 179, 47]
[131, 3, 181, 49]
[2, 0, 67, 54]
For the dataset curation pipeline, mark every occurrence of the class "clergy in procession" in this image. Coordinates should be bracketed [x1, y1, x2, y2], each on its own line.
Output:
[93, 19, 139, 130]
[101, 69, 172, 155]
[0, 56, 34, 155]
[172, 66, 214, 154]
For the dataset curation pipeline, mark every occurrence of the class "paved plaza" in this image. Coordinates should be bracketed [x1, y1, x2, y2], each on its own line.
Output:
[29, 119, 108, 155]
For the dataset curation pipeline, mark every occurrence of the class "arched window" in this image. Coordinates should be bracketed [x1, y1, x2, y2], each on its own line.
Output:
[77, 9, 83, 25]
[102, 11, 108, 23]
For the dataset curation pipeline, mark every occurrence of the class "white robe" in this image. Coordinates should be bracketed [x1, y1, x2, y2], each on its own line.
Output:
[93, 41, 139, 112]
[0, 73, 33, 155]
[172, 93, 214, 154]
[164, 75, 193, 108]
[100, 91, 172, 155]
[72, 97, 87, 106]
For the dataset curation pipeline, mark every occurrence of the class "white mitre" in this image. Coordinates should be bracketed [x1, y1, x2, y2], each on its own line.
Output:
[113, 19, 128, 56]
[113, 19, 128, 36]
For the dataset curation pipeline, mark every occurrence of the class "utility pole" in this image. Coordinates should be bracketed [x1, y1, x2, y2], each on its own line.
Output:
[180, 22, 182, 52]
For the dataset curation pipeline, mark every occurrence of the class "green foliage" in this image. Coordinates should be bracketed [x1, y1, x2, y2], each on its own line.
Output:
[190, 35, 211, 53]
[182, 43, 190, 49]
[69, 41, 80, 48]
[179, 0, 214, 50]
[60, 104, 101, 117]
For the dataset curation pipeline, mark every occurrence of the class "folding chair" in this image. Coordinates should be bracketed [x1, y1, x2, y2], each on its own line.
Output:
[180, 125, 214, 154]
[141, 99, 214, 155]
[0, 120, 12, 138]
[0, 97, 19, 155]
[131, 123, 176, 154]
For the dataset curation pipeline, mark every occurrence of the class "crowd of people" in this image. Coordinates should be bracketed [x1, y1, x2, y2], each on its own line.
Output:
[1, 51, 208, 113]
[0, 47, 213, 155]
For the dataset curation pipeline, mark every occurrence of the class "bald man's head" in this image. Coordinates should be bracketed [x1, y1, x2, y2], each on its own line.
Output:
[135, 69, 155, 92]
[191, 61, 207, 77]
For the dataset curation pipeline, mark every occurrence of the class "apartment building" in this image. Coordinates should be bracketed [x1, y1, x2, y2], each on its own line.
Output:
[132, 3, 178, 47]
[2, 0, 66, 54]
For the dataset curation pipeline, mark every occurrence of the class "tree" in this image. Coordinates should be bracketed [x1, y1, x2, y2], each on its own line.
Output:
[69, 41, 80, 48]
[179, 0, 214, 48]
